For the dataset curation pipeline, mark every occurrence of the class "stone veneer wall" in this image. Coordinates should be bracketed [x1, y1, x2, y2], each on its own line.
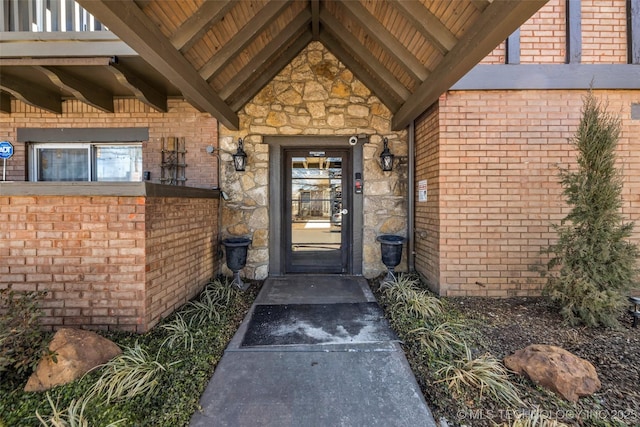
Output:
[218, 42, 408, 279]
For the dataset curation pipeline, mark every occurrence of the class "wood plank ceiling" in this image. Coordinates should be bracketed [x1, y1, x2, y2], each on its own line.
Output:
[2, 0, 548, 131]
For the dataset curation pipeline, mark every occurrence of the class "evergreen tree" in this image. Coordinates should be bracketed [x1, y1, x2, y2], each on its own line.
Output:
[544, 91, 639, 327]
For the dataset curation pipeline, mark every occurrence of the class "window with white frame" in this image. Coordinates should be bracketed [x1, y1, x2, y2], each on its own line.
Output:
[30, 143, 143, 182]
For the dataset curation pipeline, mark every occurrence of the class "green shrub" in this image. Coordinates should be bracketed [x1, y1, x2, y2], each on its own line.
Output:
[0, 288, 48, 380]
[543, 91, 639, 327]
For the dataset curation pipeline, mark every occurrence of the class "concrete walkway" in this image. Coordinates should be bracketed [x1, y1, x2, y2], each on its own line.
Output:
[190, 276, 437, 427]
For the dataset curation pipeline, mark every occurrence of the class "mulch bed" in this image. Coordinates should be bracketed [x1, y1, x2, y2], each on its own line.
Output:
[441, 297, 640, 426]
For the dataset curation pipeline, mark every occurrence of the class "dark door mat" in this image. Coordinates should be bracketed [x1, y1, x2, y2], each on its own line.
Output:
[241, 302, 398, 347]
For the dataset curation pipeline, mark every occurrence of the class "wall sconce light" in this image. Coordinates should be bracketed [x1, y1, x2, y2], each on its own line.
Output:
[232, 138, 247, 172]
[380, 138, 394, 172]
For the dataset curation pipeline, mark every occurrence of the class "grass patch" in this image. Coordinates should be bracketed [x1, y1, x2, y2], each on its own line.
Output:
[0, 277, 258, 427]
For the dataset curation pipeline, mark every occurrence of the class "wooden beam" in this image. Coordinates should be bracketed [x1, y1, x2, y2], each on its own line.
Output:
[0, 74, 62, 114]
[566, 0, 581, 63]
[77, 0, 239, 130]
[0, 32, 136, 57]
[229, 31, 312, 112]
[340, 1, 428, 82]
[0, 57, 113, 66]
[470, 1, 491, 12]
[170, 0, 237, 52]
[320, 9, 410, 101]
[506, 28, 520, 64]
[319, 31, 401, 112]
[389, 0, 457, 54]
[199, 0, 291, 81]
[311, 0, 320, 38]
[107, 59, 167, 112]
[0, 92, 11, 114]
[35, 66, 114, 113]
[133, 0, 153, 9]
[392, 0, 548, 130]
[221, 9, 311, 100]
[629, 0, 640, 64]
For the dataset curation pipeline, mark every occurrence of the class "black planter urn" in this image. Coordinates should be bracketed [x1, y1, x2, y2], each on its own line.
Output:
[376, 234, 406, 282]
[222, 237, 252, 291]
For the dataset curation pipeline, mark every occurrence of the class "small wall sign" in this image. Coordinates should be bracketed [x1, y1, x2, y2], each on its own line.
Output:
[418, 179, 427, 202]
[0, 140, 13, 181]
[0, 141, 13, 159]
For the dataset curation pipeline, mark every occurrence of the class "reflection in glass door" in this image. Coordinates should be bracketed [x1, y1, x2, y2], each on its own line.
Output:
[285, 149, 349, 273]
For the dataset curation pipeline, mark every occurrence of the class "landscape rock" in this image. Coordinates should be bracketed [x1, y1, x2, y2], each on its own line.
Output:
[25, 328, 121, 392]
[504, 344, 600, 402]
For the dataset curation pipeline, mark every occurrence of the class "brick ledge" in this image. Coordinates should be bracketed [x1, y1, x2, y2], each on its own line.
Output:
[0, 182, 221, 199]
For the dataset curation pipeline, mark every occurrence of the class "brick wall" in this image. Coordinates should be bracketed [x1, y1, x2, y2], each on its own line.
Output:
[482, 0, 628, 64]
[482, 0, 565, 64]
[414, 103, 441, 293]
[582, 0, 628, 63]
[519, 0, 566, 63]
[416, 90, 640, 296]
[0, 194, 146, 331]
[145, 196, 217, 329]
[0, 187, 220, 332]
[0, 99, 218, 188]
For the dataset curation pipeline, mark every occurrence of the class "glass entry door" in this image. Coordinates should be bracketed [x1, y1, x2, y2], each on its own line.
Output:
[285, 149, 350, 273]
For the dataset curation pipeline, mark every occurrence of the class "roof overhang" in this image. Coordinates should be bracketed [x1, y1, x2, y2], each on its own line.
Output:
[1, 0, 548, 130]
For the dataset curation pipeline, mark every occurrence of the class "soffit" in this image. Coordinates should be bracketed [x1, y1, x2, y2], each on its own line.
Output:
[0, 0, 548, 130]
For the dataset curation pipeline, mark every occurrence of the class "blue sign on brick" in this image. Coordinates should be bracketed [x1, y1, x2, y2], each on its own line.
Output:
[0, 141, 13, 159]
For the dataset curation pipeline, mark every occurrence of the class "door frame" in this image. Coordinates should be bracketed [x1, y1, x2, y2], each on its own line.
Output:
[284, 147, 350, 274]
[266, 136, 364, 276]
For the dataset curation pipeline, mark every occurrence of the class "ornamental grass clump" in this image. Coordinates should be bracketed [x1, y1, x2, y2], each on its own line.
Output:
[407, 321, 465, 357]
[381, 275, 443, 322]
[36, 393, 125, 427]
[435, 344, 522, 408]
[160, 313, 200, 352]
[183, 278, 239, 327]
[543, 91, 639, 327]
[86, 342, 176, 404]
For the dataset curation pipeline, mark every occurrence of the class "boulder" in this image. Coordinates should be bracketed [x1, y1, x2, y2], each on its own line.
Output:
[25, 328, 121, 392]
[504, 344, 600, 402]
